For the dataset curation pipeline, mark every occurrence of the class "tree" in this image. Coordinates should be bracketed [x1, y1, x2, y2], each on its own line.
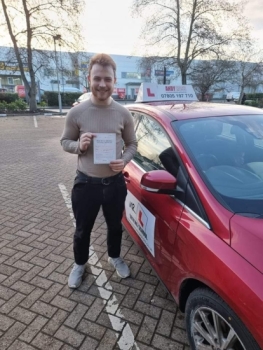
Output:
[132, 0, 250, 84]
[68, 51, 91, 92]
[0, 0, 84, 112]
[189, 59, 236, 101]
[137, 55, 180, 83]
[228, 41, 263, 103]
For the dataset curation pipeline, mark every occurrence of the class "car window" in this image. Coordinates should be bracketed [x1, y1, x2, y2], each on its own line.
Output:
[130, 112, 209, 221]
[130, 112, 141, 131]
[132, 113, 176, 173]
[174, 114, 263, 216]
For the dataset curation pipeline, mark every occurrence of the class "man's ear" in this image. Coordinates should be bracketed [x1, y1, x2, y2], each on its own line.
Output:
[114, 77, 117, 84]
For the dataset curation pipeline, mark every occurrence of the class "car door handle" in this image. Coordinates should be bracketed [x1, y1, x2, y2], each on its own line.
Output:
[123, 171, 130, 183]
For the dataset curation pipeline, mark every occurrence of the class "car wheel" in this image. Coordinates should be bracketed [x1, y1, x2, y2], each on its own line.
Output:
[226, 99, 230, 102]
[185, 288, 260, 350]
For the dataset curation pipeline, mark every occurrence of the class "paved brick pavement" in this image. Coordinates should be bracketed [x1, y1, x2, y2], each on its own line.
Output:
[0, 115, 190, 350]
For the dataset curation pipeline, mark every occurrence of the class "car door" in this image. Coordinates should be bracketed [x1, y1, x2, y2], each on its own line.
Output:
[123, 111, 186, 286]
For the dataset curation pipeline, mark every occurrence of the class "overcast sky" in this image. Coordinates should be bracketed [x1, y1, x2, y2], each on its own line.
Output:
[244, 0, 263, 39]
[1, 0, 262, 56]
[82, 0, 263, 55]
[81, 0, 142, 55]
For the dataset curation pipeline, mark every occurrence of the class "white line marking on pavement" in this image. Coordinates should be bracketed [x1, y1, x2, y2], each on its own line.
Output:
[58, 183, 140, 350]
[33, 116, 38, 128]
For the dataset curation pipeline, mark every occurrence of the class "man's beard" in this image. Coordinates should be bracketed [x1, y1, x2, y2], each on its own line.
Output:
[93, 88, 111, 101]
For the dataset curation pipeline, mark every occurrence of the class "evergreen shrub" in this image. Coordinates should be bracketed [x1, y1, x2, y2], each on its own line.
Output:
[43, 91, 81, 106]
[0, 93, 19, 103]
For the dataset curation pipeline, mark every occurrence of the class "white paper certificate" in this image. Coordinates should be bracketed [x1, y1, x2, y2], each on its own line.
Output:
[93, 133, 116, 164]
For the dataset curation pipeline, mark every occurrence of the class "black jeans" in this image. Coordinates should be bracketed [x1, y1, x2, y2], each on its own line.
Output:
[71, 171, 127, 265]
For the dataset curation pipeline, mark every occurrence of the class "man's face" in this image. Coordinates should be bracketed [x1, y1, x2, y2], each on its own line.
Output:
[88, 64, 116, 103]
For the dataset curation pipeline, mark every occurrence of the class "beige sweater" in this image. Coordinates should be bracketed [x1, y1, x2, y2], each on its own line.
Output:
[60, 99, 137, 178]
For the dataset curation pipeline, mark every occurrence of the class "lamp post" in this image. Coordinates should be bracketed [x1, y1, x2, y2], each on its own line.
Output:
[163, 66, 166, 84]
[53, 34, 62, 113]
[59, 41, 64, 94]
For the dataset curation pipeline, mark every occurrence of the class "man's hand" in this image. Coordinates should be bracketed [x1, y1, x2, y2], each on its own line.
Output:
[80, 132, 95, 151]
[109, 159, 125, 172]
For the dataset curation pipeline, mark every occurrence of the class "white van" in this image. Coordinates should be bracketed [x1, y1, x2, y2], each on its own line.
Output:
[72, 92, 92, 107]
[61, 87, 82, 93]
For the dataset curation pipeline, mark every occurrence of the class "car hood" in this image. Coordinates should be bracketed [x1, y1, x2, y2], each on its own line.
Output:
[230, 214, 263, 273]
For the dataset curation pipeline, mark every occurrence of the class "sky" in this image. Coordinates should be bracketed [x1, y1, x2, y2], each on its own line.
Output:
[81, 0, 143, 56]
[82, 0, 263, 56]
[0, 0, 262, 56]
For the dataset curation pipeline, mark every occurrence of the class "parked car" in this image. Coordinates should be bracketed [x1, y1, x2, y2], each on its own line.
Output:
[122, 83, 263, 350]
[72, 92, 92, 107]
[62, 87, 82, 93]
[226, 91, 240, 102]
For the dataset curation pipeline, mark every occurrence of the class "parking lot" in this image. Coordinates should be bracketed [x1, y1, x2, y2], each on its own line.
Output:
[0, 115, 190, 350]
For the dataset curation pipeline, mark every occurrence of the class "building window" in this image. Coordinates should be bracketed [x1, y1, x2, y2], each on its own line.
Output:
[121, 72, 141, 79]
[7, 77, 14, 85]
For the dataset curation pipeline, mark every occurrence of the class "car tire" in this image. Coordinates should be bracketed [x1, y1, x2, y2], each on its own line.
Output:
[185, 288, 260, 350]
[226, 99, 230, 102]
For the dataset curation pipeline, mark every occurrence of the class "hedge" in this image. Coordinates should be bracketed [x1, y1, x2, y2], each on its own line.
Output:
[245, 93, 263, 108]
[42, 91, 81, 106]
[246, 93, 263, 100]
[0, 99, 27, 112]
[0, 93, 19, 103]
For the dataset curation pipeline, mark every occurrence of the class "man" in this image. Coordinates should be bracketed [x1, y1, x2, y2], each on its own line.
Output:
[241, 93, 247, 105]
[60, 53, 137, 288]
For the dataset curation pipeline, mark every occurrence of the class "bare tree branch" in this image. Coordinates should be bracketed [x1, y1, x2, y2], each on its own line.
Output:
[132, 0, 251, 84]
[0, 0, 85, 111]
[227, 40, 263, 102]
[189, 59, 237, 100]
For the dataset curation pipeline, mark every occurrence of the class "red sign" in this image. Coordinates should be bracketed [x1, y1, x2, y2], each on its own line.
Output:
[112, 87, 126, 98]
[117, 88, 126, 99]
[14, 85, 26, 98]
[147, 88, 155, 97]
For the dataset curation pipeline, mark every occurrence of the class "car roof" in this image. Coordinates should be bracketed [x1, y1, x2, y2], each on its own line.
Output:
[127, 101, 263, 121]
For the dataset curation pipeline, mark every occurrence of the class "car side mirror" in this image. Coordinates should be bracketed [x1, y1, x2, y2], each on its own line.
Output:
[140, 170, 177, 194]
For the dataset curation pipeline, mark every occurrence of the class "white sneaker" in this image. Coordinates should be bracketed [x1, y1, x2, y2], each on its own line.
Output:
[108, 257, 130, 278]
[68, 263, 85, 288]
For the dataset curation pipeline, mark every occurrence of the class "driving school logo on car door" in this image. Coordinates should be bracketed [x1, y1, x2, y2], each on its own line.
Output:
[125, 191, 156, 256]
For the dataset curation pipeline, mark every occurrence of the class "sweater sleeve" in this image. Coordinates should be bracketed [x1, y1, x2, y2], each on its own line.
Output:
[60, 109, 83, 155]
[121, 110, 138, 165]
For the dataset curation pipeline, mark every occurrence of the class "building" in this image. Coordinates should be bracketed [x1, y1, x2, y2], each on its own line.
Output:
[0, 46, 179, 101]
[1, 46, 262, 102]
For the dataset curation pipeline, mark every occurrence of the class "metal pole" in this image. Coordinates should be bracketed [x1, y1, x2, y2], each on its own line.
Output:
[59, 42, 64, 94]
[53, 36, 62, 113]
[163, 66, 166, 84]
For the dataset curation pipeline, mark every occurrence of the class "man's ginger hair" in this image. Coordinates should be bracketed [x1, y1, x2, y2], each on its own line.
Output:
[88, 53, 117, 78]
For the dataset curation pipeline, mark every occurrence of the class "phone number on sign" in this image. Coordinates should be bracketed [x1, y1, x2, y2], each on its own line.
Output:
[161, 93, 194, 98]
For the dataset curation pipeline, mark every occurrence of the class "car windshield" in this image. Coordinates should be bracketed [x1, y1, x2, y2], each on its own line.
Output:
[174, 114, 263, 216]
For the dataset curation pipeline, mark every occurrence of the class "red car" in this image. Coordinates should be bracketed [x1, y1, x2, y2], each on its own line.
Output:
[122, 83, 263, 350]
